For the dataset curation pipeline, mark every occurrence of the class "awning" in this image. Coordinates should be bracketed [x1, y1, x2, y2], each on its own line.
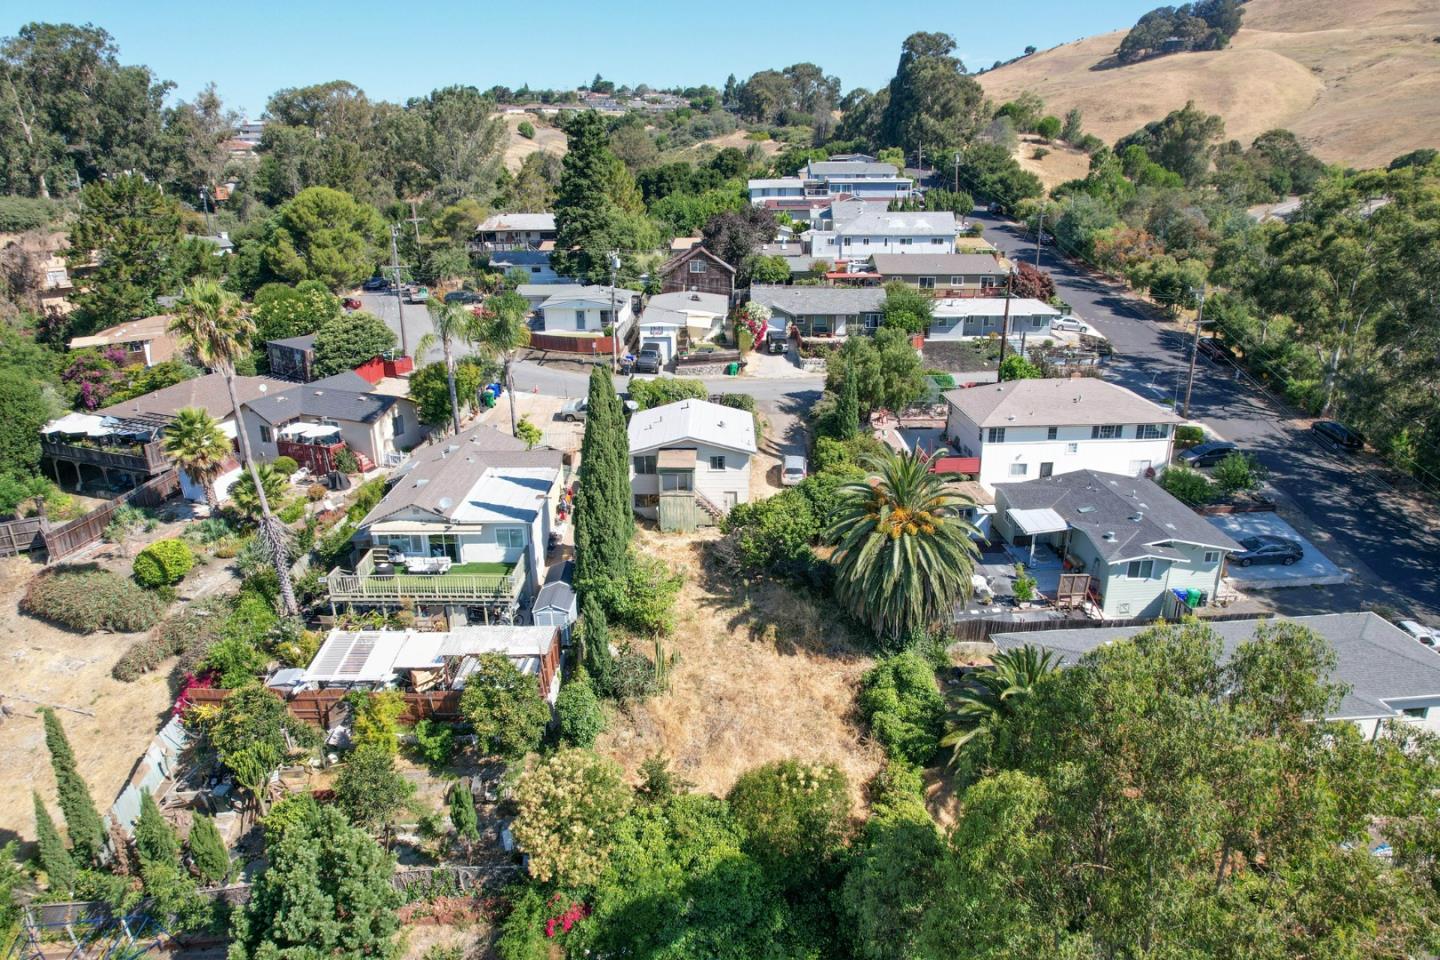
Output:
[42, 412, 111, 437]
[279, 422, 342, 441]
[1008, 507, 1069, 536]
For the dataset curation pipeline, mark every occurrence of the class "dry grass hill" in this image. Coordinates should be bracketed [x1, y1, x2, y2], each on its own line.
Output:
[977, 0, 1440, 170]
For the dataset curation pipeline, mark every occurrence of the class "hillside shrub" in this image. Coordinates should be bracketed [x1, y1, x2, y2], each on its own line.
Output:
[1158, 465, 1216, 506]
[1174, 424, 1206, 448]
[271, 456, 299, 477]
[727, 759, 850, 892]
[277, 499, 306, 524]
[628, 377, 706, 410]
[859, 653, 946, 765]
[133, 539, 195, 588]
[608, 552, 683, 634]
[556, 672, 607, 747]
[113, 600, 227, 681]
[412, 718, 456, 768]
[22, 567, 167, 634]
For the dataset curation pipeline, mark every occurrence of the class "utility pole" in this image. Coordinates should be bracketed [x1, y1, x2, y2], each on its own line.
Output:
[388, 225, 409, 357]
[997, 266, 1015, 377]
[405, 200, 425, 243]
[953, 153, 960, 193]
[1034, 211, 1044, 269]
[198, 186, 213, 236]
[1182, 284, 1206, 419]
[609, 250, 621, 373]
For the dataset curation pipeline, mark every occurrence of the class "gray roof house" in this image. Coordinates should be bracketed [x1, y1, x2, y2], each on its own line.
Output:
[749, 284, 887, 338]
[871, 253, 1009, 293]
[991, 612, 1440, 739]
[992, 469, 1242, 619]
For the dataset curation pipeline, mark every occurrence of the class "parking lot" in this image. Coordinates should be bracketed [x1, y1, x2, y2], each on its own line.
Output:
[1211, 512, 1349, 590]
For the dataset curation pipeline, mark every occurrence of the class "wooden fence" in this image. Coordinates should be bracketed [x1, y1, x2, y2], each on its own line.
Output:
[186, 686, 466, 728]
[0, 515, 48, 557]
[950, 609, 1266, 644]
[529, 331, 619, 356]
[42, 471, 180, 562]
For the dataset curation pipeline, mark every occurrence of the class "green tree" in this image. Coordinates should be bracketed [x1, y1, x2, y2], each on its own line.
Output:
[744, 254, 790, 284]
[578, 596, 615, 691]
[408, 358, 488, 427]
[827, 449, 980, 645]
[334, 746, 415, 836]
[1211, 450, 1264, 496]
[447, 780, 479, 847]
[458, 653, 549, 759]
[879, 33, 987, 154]
[171, 280, 298, 615]
[476, 290, 532, 437]
[556, 671, 607, 747]
[833, 368, 860, 440]
[229, 463, 286, 521]
[514, 417, 542, 449]
[164, 407, 232, 511]
[511, 749, 633, 887]
[345, 690, 407, 754]
[32, 792, 75, 894]
[418, 300, 479, 435]
[1060, 107, 1084, 143]
[1115, 100, 1226, 185]
[229, 806, 401, 960]
[718, 489, 819, 572]
[209, 686, 308, 816]
[66, 173, 184, 332]
[998, 353, 1042, 381]
[134, 789, 180, 865]
[879, 281, 933, 334]
[727, 759, 850, 894]
[552, 112, 622, 282]
[312, 311, 396, 377]
[1157, 463, 1216, 506]
[187, 815, 230, 884]
[941, 645, 1059, 761]
[251, 282, 341, 349]
[0, 378, 49, 477]
[573, 366, 632, 601]
[39, 708, 105, 864]
[1035, 115, 1062, 141]
[859, 653, 945, 765]
[259, 186, 384, 290]
[825, 328, 925, 419]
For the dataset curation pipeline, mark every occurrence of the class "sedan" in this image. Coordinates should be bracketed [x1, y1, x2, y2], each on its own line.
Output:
[1231, 535, 1303, 567]
[443, 290, 482, 305]
[341, 297, 362, 311]
[1053, 316, 1092, 334]
[1177, 440, 1238, 468]
[1398, 620, 1439, 648]
[361, 276, 388, 291]
[1311, 420, 1364, 452]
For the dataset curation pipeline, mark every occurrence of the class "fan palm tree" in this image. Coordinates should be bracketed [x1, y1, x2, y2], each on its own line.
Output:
[826, 448, 981, 643]
[170, 279, 299, 616]
[477, 290, 532, 438]
[419, 300, 481, 435]
[163, 407, 231, 512]
[230, 463, 286, 520]
[941, 644, 1060, 761]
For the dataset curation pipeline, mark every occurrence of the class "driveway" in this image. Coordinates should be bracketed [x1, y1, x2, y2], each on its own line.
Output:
[968, 210, 1440, 618]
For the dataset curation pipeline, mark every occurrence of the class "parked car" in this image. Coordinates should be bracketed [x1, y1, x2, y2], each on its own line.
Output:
[1197, 338, 1233, 362]
[1232, 535, 1303, 567]
[361, 276, 388, 291]
[633, 345, 663, 375]
[443, 290, 481, 305]
[1177, 440, 1239, 468]
[341, 297, 362, 311]
[781, 455, 807, 486]
[1398, 620, 1440, 648]
[406, 286, 430, 304]
[560, 395, 637, 422]
[765, 329, 789, 355]
[1311, 420, 1364, 452]
[1053, 316, 1092, 335]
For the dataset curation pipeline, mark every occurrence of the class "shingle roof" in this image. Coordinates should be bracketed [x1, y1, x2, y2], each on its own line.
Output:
[991, 613, 1440, 721]
[476, 212, 555, 232]
[628, 398, 757, 455]
[870, 253, 1007, 276]
[659, 246, 735, 276]
[994, 470, 1241, 562]
[646, 291, 729, 316]
[246, 371, 399, 426]
[268, 333, 317, 350]
[97, 373, 287, 422]
[68, 314, 174, 349]
[944, 379, 1182, 429]
[749, 284, 886, 316]
[807, 160, 902, 178]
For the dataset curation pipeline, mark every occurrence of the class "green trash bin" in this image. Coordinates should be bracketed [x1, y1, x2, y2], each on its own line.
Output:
[725, 362, 740, 376]
[1185, 588, 1202, 608]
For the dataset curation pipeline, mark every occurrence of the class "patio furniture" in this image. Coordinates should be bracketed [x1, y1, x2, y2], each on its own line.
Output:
[404, 556, 453, 575]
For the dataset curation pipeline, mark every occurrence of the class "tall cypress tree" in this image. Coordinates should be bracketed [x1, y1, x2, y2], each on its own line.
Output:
[40, 709, 105, 865]
[575, 366, 631, 598]
[835, 365, 860, 439]
[579, 595, 615, 691]
[187, 815, 230, 885]
[32, 792, 75, 895]
[552, 111, 620, 282]
[447, 780, 479, 846]
[134, 790, 179, 866]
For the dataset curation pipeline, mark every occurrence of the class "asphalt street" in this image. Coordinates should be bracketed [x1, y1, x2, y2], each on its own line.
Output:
[969, 210, 1440, 618]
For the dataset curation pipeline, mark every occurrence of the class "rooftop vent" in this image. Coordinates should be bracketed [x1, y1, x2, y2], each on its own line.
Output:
[437, 497, 453, 510]
[1102, 531, 1116, 541]
[1077, 505, 1096, 514]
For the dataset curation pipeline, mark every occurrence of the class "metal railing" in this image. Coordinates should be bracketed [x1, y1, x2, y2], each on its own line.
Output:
[326, 549, 522, 603]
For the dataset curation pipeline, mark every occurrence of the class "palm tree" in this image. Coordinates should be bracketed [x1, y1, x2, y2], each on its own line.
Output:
[826, 448, 981, 643]
[163, 407, 232, 512]
[941, 645, 1059, 762]
[170, 279, 299, 616]
[230, 464, 285, 520]
[477, 290, 532, 437]
[420, 300, 481, 435]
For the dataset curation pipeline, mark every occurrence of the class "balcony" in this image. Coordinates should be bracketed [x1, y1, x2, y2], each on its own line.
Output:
[41, 436, 170, 475]
[326, 548, 523, 604]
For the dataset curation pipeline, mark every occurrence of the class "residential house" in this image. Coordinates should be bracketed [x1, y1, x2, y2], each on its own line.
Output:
[628, 399, 757, 530]
[811, 210, 957, 261]
[944, 379, 1180, 491]
[992, 469, 1241, 618]
[749, 284, 886, 338]
[518, 283, 587, 311]
[748, 158, 913, 209]
[637, 291, 729, 364]
[991, 613, 1440, 739]
[266, 333, 316, 382]
[656, 245, 735, 299]
[929, 297, 1060, 341]
[535, 285, 638, 335]
[68, 315, 180, 368]
[325, 423, 564, 624]
[870, 253, 1009, 294]
[472, 212, 556, 253]
[240, 370, 425, 473]
[488, 249, 569, 285]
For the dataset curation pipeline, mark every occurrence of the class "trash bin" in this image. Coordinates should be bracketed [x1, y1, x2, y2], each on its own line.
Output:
[1185, 588, 1202, 608]
[724, 362, 740, 376]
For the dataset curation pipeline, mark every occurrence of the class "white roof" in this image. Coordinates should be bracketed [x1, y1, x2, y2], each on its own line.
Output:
[476, 212, 554, 232]
[301, 626, 556, 684]
[944, 379, 1182, 429]
[646, 291, 729, 316]
[540, 285, 639, 309]
[748, 178, 804, 189]
[302, 631, 413, 684]
[440, 625, 556, 658]
[933, 298, 1061, 317]
[837, 210, 957, 236]
[1008, 507, 1069, 536]
[449, 467, 559, 524]
[628, 398, 757, 455]
[42, 412, 111, 437]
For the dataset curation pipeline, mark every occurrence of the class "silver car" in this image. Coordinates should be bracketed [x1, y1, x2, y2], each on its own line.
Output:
[781, 455, 807, 486]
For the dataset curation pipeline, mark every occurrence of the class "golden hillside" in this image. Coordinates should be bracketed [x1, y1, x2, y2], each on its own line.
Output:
[976, 0, 1440, 170]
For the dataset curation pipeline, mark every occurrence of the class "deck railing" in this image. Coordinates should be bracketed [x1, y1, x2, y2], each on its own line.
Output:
[326, 549, 522, 603]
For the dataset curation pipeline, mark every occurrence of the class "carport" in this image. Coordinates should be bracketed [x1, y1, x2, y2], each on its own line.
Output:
[1006, 507, 1069, 563]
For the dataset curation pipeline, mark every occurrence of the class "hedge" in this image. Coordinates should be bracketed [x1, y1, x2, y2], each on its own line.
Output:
[272, 456, 300, 477]
[23, 567, 167, 634]
[113, 600, 227, 681]
[132, 539, 195, 588]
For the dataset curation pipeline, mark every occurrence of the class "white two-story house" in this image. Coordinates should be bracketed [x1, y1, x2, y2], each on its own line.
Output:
[811, 210, 957, 261]
[944, 379, 1181, 492]
[628, 399, 756, 531]
[929, 297, 1061, 341]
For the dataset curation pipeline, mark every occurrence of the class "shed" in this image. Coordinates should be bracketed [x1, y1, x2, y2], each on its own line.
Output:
[532, 580, 578, 644]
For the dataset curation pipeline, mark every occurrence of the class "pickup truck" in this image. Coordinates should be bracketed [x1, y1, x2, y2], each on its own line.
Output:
[633, 345, 663, 375]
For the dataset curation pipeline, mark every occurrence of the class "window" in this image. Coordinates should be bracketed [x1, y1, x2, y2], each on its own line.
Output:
[843, 237, 853, 246]
[431, 533, 460, 561]
[1066, 442, 1079, 454]
[709, 455, 726, 471]
[898, 237, 912, 246]
[634, 493, 659, 509]
[1126, 559, 1155, 579]
[1137, 423, 1170, 439]
[530, 266, 541, 274]
[1403, 707, 1429, 719]
[633, 455, 656, 475]
[660, 472, 693, 492]
[950, 276, 963, 286]
[689, 259, 707, 273]
[811, 315, 831, 335]
[259, 425, 273, 443]
[1203, 551, 1220, 563]
[1047, 426, 1058, 440]
[1091, 424, 1123, 439]
[862, 313, 881, 331]
[987, 427, 1006, 444]
[932, 237, 945, 245]
[495, 528, 525, 549]
[392, 411, 405, 436]
[1008, 463, 1028, 477]
[918, 276, 936, 290]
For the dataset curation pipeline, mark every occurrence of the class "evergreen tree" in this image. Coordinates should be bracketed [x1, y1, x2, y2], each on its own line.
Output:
[187, 815, 230, 885]
[835, 367, 860, 440]
[574, 366, 632, 601]
[134, 790, 179, 865]
[552, 111, 622, 282]
[447, 780, 479, 846]
[39, 709, 105, 865]
[32, 793, 75, 895]
[579, 595, 615, 689]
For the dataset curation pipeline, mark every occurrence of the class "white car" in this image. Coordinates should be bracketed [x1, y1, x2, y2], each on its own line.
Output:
[1053, 316, 1093, 335]
[1398, 620, 1440, 648]
[781, 455, 807, 486]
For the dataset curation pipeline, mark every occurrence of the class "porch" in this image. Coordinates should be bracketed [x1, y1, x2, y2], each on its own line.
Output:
[326, 547, 523, 603]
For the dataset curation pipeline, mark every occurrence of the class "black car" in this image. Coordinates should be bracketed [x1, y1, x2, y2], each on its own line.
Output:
[361, 276, 388, 291]
[1177, 440, 1238, 468]
[632, 346, 663, 375]
[443, 290, 482, 305]
[1311, 420, 1364, 451]
[1197, 338, 1232, 362]
[1232, 535, 1303, 567]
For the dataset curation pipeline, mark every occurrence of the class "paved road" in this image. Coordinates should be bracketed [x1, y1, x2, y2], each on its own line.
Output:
[970, 210, 1440, 618]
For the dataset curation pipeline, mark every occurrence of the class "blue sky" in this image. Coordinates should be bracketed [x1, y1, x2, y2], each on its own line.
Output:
[8, 0, 1157, 117]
